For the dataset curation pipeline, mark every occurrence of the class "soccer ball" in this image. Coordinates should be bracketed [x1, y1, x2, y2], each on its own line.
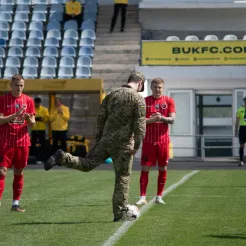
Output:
[125, 204, 140, 221]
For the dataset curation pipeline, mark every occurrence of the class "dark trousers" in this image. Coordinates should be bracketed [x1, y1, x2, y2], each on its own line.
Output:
[64, 13, 83, 27]
[31, 130, 46, 161]
[52, 130, 67, 153]
[110, 4, 127, 31]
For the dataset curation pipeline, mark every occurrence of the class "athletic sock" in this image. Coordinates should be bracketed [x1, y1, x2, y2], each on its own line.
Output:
[157, 170, 167, 196]
[140, 171, 149, 197]
[0, 175, 6, 200]
[239, 147, 244, 162]
[13, 175, 24, 205]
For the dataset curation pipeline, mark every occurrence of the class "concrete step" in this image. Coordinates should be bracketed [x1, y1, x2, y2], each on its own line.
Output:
[92, 72, 132, 80]
[97, 23, 140, 28]
[97, 27, 141, 33]
[93, 53, 138, 60]
[96, 32, 140, 38]
[95, 40, 139, 45]
[95, 44, 139, 51]
[93, 63, 136, 73]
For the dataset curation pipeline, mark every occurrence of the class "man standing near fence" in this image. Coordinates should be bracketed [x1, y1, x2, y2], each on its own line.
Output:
[136, 78, 176, 205]
[235, 96, 246, 167]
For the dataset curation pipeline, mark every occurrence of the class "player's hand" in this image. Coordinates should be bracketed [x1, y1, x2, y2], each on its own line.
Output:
[14, 108, 25, 117]
[235, 131, 238, 137]
[22, 113, 31, 120]
[128, 149, 138, 155]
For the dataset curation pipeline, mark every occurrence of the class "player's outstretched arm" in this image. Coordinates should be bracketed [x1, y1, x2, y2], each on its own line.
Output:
[0, 108, 24, 125]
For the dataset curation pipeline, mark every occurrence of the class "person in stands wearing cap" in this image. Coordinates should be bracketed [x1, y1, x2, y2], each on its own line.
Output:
[110, 0, 128, 33]
[136, 78, 176, 206]
[235, 96, 246, 166]
[44, 72, 147, 222]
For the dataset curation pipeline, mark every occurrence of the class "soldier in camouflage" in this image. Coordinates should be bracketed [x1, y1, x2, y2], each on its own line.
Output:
[44, 72, 147, 222]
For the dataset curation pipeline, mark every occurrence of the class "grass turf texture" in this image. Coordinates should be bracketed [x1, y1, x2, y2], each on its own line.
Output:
[0, 170, 245, 246]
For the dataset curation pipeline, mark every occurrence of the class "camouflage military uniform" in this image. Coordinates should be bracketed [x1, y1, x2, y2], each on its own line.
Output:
[58, 84, 146, 220]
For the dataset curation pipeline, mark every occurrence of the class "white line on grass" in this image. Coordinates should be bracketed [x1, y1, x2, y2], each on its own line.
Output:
[102, 170, 199, 246]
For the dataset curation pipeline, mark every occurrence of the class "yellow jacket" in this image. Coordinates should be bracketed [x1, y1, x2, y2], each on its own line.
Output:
[115, 0, 128, 4]
[32, 105, 49, 131]
[236, 106, 246, 126]
[65, 1, 82, 15]
[50, 105, 70, 131]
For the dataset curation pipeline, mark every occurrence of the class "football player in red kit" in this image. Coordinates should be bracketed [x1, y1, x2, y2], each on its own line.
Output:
[136, 78, 176, 205]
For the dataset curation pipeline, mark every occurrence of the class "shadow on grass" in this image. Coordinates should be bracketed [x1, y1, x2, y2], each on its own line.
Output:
[205, 234, 246, 240]
[11, 221, 113, 225]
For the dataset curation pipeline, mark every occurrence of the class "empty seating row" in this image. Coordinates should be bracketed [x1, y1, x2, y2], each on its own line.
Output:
[0, 0, 97, 5]
[165, 34, 243, 41]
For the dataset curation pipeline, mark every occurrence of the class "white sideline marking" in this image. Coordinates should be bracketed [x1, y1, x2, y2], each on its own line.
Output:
[102, 170, 199, 246]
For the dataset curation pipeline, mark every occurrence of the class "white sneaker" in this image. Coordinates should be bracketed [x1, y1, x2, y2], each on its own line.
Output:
[239, 161, 244, 167]
[155, 196, 166, 204]
[36, 161, 43, 165]
[136, 196, 147, 205]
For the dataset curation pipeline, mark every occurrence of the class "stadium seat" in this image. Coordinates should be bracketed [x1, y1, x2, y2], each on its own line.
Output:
[40, 67, 56, 79]
[46, 29, 61, 40]
[0, 39, 6, 47]
[23, 57, 39, 67]
[14, 12, 29, 22]
[76, 66, 91, 78]
[0, 5, 14, 14]
[27, 37, 42, 47]
[83, 12, 97, 22]
[64, 29, 79, 40]
[59, 56, 75, 68]
[64, 20, 78, 30]
[77, 56, 92, 68]
[185, 35, 199, 41]
[223, 34, 237, 40]
[62, 38, 77, 47]
[79, 38, 94, 47]
[29, 30, 44, 40]
[50, 0, 64, 3]
[16, 5, 30, 13]
[79, 46, 94, 57]
[9, 38, 24, 47]
[81, 19, 95, 30]
[32, 12, 47, 22]
[1, 0, 15, 5]
[4, 67, 19, 79]
[204, 35, 219, 41]
[11, 30, 26, 40]
[33, 4, 47, 13]
[12, 21, 27, 31]
[50, 4, 64, 14]
[22, 67, 38, 79]
[81, 29, 96, 40]
[47, 21, 61, 31]
[16, 0, 32, 4]
[6, 57, 21, 68]
[58, 67, 74, 78]
[61, 46, 76, 57]
[0, 21, 9, 31]
[0, 47, 6, 58]
[26, 47, 41, 58]
[0, 58, 3, 68]
[29, 21, 43, 31]
[41, 56, 57, 68]
[166, 36, 180, 41]
[44, 37, 59, 48]
[43, 47, 59, 57]
[0, 13, 12, 23]
[84, 3, 98, 14]
[0, 30, 8, 40]
[35, 0, 48, 4]
[49, 12, 63, 22]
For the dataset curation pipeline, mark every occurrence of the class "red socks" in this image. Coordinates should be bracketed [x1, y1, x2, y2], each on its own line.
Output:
[0, 175, 6, 200]
[157, 170, 167, 196]
[140, 171, 149, 196]
[13, 175, 24, 201]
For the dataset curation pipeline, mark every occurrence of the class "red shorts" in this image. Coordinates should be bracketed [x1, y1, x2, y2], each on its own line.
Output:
[141, 142, 169, 167]
[0, 146, 29, 169]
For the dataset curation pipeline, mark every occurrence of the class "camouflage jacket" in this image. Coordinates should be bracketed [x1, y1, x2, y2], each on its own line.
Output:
[96, 85, 146, 149]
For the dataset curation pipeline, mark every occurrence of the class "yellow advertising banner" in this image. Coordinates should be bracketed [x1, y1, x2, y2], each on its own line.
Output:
[141, 40, 246, 65]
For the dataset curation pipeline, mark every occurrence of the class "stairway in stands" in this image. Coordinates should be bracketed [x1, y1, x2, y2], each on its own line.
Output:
[92, 5, 141, 93]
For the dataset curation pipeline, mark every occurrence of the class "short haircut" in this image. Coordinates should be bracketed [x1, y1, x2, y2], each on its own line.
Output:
[151, 77, 164, 85]
[11, 74, 24, 82]
[55, 96, 62, 102]
[34, 97, 41, 103]
[127, 74, 143, 83]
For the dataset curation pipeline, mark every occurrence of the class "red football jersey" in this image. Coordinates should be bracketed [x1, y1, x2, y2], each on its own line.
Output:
[143, 95, 176, 144]
[0, 93, 35, 147]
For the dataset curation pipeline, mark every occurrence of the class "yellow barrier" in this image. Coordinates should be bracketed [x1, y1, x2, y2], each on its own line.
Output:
[141, 40, 246, 65]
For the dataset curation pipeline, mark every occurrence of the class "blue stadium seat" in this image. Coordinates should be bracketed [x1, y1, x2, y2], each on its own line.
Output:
[62, 38, 77, 48]
[79, 46, 94, 57]
[27, 37, 42, 48]
[50, 0, 63, 3]
[0, 21, 9, 31]
[16, 0, 32, 4]
[64, 29, 79, 40]
[23, 57, 39, 67]
[81, 29, 96, 40]
[83, 12, 97, 22]
[33, 4, 47, 13]
[29, 30, 44, 40]
[22, 67, 38, 79]
[44, 37, 59, 47]
[0, 39, 6, 47]
[77, 56, 92, 68]
[26, 47, 41, 58]
[43, 47, 59, 58]
[47, 21, 61, 31]
[0, 13, 12, 23]
[64, 20, 78, 30]
[59, 56, 75, 68]
[76, 66, 91, 78]
[79, 37, 94, 47]
[6, 57, 21, 68]
[0, 47, 6, 58]
[14, 12, 29, 22]
[49, 12, 63, 22]
[0, 30, 8, 40]
[58, 67, 74, 79]
[50, 4, 64, 14]
[40, 67, 56, 79]
[12, 21, 27, 31]
[29, 21, 43, 31]
[9, 38, 24, 47]
[16, 5, 30, 13]
[35, 0, 48, 4]
[4, 67, 19, 79]
[1, 0, 15, 5]
[81, 19, 95, 30]
[61, 46, 76, 57]
[32, 12, 47, 22]
[11, 30, 26, 40]
[41, 56, 57, 68]
[46, 29, 61, 40]
[0, 5, 14, 14]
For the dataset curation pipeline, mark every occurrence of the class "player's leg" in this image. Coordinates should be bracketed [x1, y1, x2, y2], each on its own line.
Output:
[38, 130, 46, 162]
[155, 143, 169, 204]
[60, 130, 67, 152]
[11, 147, 29, 212]
[238, 126, 245, 166]
[111, 150, 133, 221]
[0, 146, 13, 206]
[120, 4, 127, 32]
[51, 130, 59, 154]
[110, 4, 120, 32]
[44, 142, 109, 172]
[136, 143, 156, 205]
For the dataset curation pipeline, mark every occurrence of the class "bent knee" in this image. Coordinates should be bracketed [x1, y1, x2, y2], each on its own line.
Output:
[0, 167, 7, 176]
[158, 165, 168, 171]
[141, 165, 151, 172]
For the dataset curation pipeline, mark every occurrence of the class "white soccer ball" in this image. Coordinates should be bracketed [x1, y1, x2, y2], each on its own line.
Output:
[125, 204, 140, 221]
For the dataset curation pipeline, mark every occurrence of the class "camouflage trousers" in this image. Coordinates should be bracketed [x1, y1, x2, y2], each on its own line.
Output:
[59, 141, 133, 220]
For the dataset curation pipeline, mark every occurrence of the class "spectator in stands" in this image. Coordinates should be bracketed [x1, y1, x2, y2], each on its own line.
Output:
[50, 97, 70, 153]
[110, 0, 128, 33]
[64, 0, 83, 27]
[31, 98, 49, 164]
